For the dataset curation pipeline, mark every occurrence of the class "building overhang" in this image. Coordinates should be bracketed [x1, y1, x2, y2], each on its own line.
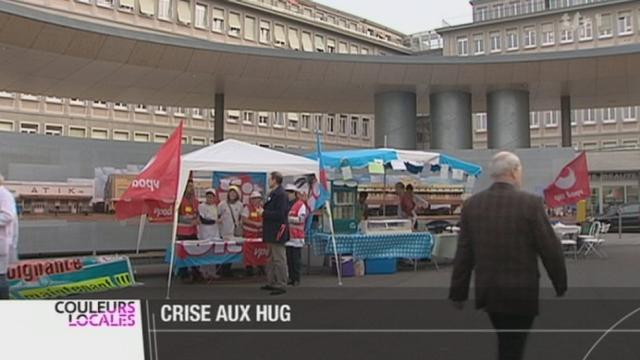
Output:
[1, 1, 640, 114]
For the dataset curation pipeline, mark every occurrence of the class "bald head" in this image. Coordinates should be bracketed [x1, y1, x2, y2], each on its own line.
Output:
[489, 152, 523, 187]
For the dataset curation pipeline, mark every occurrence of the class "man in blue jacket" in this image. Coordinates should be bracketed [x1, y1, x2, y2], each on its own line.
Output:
[261, 172, 289, 295]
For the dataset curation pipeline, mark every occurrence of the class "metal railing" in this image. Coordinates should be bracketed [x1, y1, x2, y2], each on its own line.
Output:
[472, 0, 617, 23]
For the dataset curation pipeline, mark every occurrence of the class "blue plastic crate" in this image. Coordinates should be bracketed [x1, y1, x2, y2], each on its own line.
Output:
[365, 258, 397, 275]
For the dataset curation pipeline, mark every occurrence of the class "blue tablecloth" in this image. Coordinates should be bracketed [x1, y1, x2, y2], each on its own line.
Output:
[311, 232, 433, 260]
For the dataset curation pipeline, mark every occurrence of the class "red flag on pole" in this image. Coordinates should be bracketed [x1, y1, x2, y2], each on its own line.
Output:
[115, 121, 183, 220]
[543, 152, 590, 208]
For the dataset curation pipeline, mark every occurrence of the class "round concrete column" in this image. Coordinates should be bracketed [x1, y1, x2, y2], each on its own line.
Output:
[487, 89, 531, 149]
[429, 91, 472, 150]
[374, 91, 417, 149]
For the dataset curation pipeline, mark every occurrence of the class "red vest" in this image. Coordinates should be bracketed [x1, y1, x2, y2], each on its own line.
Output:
[242, 204, 263, 239]
[177, 196, 198, 236]
[288, 200, 308, 239]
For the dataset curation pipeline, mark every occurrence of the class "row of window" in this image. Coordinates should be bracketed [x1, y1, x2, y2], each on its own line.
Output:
[0, 120, 209, 144]
[232, 112, 371, 137]
[474, 107, 639, 131]
[0, 92, 371, 137]
[79, 0, 382, 54]
[457, 10, 638, 55]
[244, 0, 402, 45]
[473, 0, 611, 23]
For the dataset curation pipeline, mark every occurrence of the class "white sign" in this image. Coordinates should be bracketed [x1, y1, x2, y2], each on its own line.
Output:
[0, 300, 144, 359]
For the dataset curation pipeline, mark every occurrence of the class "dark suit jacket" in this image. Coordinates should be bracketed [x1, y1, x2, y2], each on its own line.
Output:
[449, 182, 567, 316]
[262, 185, 289, 244]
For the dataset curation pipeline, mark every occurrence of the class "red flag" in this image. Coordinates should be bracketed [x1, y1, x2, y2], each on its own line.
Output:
[115, 122, 183, 220]
[544, 152, 590, 208]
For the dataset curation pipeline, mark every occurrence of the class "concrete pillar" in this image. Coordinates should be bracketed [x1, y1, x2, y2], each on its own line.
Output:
[487, 89, 531, 149]
[374, 91, 417, 149]
[214, 93, 225, 143]
[429, 91, 472, 150]
[561, 95, 572, 148]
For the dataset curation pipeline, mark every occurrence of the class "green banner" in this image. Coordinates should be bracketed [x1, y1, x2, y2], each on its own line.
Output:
[8, 256, 136, 299]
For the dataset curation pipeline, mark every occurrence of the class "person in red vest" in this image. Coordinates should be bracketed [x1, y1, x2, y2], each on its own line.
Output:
[241, 191, 265, 276]
[177, 179, 202, 283]
[285, 183, 309, 286]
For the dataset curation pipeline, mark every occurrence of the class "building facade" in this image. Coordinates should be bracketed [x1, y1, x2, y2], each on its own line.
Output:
[0, 0, 410, 150]
[437, 0, 640, 151]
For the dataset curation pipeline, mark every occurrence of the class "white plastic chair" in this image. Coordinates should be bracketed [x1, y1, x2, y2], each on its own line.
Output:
[579, 221, 606, 258]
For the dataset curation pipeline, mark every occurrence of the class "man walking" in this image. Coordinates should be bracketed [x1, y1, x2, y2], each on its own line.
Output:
[449, 152, 567, 360]
[0, 173, 19, 299]
[261, 172, 289, 295]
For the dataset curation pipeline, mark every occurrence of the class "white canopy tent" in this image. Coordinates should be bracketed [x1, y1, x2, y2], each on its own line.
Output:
[166, 139, 319, 297]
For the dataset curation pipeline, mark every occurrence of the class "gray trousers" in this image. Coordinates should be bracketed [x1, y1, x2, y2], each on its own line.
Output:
[0, 274, 8, 299]
[266, 243, 287, 289]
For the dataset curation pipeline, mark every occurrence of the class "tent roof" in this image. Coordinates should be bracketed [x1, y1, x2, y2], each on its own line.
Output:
[182, 139, 318, 176]
[306, 148, 440, 169]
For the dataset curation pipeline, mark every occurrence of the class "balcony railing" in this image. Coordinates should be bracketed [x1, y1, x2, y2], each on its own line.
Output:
[473, 0, 617, 23]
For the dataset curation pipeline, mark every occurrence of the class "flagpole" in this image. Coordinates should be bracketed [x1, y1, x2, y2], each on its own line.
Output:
[135, 214, 146, 254]
[325, 200, 343, 286]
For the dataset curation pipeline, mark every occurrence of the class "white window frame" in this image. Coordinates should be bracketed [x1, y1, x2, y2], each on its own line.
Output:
[490, 32, 501, 52]
[623, 106, 637, 122]
[530, 112, 540, 129]
[135, 104, 148, 113]
[113, 102, 128, 111]
[523, 26, 536, 48]
[20, 94, 39, 102]
[602, 140, 618, 149]
[350, 116, 359, 137]
[273, 112, 285, 128]
[0, 91, 14, 99]
[19, 122, 39, 134]
[544, 111, 558, 128]
[583, 109, 596, 125]
[90, 127, 109, 140]
[602, 108, 617, 124]
[314, 114, 323, 132]
[191, 136, 207, 146]
[133, 131, 151, 143]
[579, 17, 593, 41]
[155, 105, 167, 114]
[541, 23, 555, 46]
[339, 115, 348, 135]
[228, 11, 242, 37]
[92, 100, 107, 108]
[582, 141, 599, 150]
[227, 110, 240, 123]
[301, 114, 310, 131]
[475, 113, 487, 132]
[158, 0, 171, 20]
[194, 3, 207, 29]
[258, 112, 269, 127]
[506, 29, 519, 50]
[68, 126, 87, 138]
[242, 111, 254, 125]
[45, 96, 63, 104]
[96, 0, 114, 8]
[598, 13, 613, 39]
[617, 12, 633, 36]
[69, 98, 85, 107]
[244, 16, 256, 41]
[212, 8, 224, 33]
[327, 114, 335, 134]
[192, 108, 203, 119]
[473, 34, 484, 55]
[0, 120, 14, 132]
[174, 107, 186, 117]
[456, 36, 468, 56]
[259, 20, 271, 44]
[560, 25, 574, 43]
[112, 130, 130, 141]
[154, 133, 169, 143]
[621, 139, 639, 149]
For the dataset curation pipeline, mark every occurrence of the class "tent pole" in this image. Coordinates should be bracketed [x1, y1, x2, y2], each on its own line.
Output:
[382, 166, 387, 217]
[165, 202, 180, 299]
[136, 214, 147, 255]
[325, 200, 342, 286]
